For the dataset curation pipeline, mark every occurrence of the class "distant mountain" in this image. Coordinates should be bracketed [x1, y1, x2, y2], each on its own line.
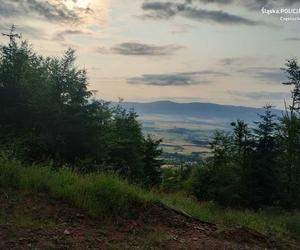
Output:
[120, 101, 283, 123]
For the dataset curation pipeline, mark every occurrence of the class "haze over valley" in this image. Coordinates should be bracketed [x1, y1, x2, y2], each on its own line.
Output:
[121, 101, 283, 158]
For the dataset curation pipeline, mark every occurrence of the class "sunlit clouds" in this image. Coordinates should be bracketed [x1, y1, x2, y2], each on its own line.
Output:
[64, 0, 91, 10]
[0, 0, 299, 108]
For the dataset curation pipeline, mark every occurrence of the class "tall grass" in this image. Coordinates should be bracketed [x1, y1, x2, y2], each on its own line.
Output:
[0, 153, 299, 240]
[160, 193, 300, 239]
[0, 154, 156, 219]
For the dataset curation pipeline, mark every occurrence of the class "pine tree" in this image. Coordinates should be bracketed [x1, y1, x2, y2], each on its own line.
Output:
[143, 136, 162, 187]
[280, 58, 300, 207]
[0, 27, 163, 186]
[244, 105, 280, 207]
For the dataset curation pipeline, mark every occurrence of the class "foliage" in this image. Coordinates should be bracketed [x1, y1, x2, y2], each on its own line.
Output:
[160, 164, 195, 192]
[0, 153, 155, 219]
[0, 28, 162, 187]
[160, 193, 300, 240]
[1, 153, 299, 241]
[187, 59, 300, 209]
[143, 136, 163, 187]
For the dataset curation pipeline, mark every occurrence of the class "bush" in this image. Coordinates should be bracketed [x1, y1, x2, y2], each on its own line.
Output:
[187, 165, 240, 206]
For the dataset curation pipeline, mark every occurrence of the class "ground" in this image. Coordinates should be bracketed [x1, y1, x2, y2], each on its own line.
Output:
[0, 190, 290, 250]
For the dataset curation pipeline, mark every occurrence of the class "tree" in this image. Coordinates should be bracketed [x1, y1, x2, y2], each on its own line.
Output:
[111, 108, 143, 182]
[188, 59, 300, 209]
[244, 105, 280, 207]
[0, 27, 51, 159]
[230, 120, 253, 170]
[282, 58, 300, 114]
[279, 58, 300, 207]
[278, 113, 300, 207]
[143, 136, 162, 188]
[0, 27, 163, 187]
[188, 131, 241, 205]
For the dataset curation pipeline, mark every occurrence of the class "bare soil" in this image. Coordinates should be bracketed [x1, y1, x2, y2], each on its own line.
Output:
[0, 190, 291, 249]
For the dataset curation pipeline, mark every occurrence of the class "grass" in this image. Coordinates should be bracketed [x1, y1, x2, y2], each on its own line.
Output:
[0, 153, 299, 242]
[160, 193, 300, 240]
[0, 154, 156, 219]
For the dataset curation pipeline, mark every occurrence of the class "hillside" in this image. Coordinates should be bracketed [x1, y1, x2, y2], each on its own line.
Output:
[0, 156, 299, 249]
[0, 190, 279, 250]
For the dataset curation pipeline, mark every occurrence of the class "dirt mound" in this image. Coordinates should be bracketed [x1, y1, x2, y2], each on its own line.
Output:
[0, 190, 287, 249]
[215, 227, 271, 244]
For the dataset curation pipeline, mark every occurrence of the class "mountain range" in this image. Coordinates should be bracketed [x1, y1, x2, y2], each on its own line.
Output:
[120, 101, 283, 123]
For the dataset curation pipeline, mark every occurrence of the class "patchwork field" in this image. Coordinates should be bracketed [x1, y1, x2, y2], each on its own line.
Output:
[139, 114, 229, 156]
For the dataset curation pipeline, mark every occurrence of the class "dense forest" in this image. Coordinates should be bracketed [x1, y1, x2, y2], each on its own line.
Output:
[187, 61, 300, 209]
[0, 27, 162, 188]
[1, 27, 300, 210]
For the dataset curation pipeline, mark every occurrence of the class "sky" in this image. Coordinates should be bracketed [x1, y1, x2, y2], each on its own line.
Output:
[1, 0, 300, 108]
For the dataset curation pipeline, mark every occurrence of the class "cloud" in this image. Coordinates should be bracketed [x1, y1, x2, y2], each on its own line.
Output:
[170, 23, 195, 34]
[229, 91, 289, 100]
[54, 29, 93, 41]
[195, 0, 300, 9]
[238, 67, 287, 83]
[112, 42, 183, 56]
[97, 42, 183, 56]
[18, 25, 47, 39]
[128, 74, 208, 86]
[141, 1, 266, 26]
[196, 0, 234, 4]
[219, 57, 243, 66]
[244, 0, 300, 10]
[0, 23, 47, 40]
[127, 70, 228, 86]
[0, 0, 90, 23]
[219, 57, 257, 66]
[179, 70, 229, 77]
[26, 0, 82, 22]
[96, 46, 111, 54]
[284, 37, 300, 41]
[194, 0, 270, 9]
[0, 1, 22, 18]
[185, 8, 260, 25]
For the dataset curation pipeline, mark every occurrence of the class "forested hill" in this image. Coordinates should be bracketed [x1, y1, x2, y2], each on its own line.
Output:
[120, 101, 283, 122]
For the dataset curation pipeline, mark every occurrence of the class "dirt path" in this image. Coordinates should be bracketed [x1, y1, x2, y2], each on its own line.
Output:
[0, 190, 284, 249]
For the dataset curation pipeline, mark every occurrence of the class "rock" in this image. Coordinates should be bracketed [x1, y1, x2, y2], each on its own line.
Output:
[194, 226, 205, 232]
[64, 229, 71, 235]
